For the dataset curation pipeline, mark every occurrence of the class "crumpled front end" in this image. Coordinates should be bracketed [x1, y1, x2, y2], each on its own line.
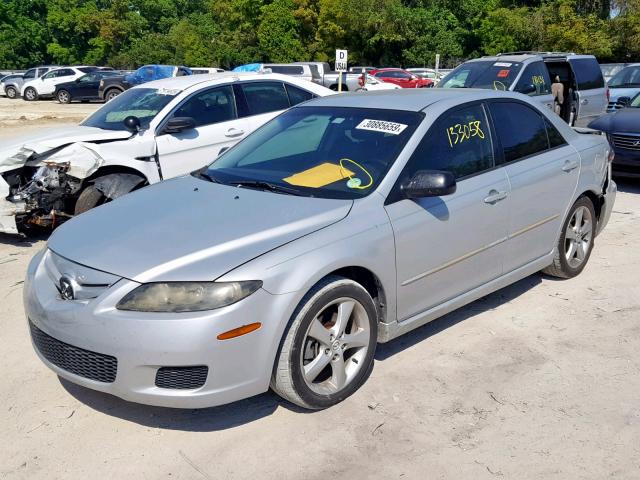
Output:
[0, 143, 105, 234]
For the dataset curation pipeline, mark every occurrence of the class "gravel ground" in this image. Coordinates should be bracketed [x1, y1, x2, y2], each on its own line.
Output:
[0, 100, 639, 480]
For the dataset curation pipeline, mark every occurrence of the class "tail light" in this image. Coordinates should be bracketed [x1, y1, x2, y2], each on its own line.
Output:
[358, 74, 364, 87]
[606, 87, 610, 102]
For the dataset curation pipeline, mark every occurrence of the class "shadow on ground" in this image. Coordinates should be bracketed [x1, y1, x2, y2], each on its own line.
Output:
[61, 273, 543, 431]
[0, 231, 48, 248]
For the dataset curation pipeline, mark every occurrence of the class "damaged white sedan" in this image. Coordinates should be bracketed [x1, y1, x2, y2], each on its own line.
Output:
[0, 73, 332, 234]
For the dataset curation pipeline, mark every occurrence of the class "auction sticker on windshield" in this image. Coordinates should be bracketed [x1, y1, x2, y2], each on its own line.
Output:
[356, 119, 408, 135]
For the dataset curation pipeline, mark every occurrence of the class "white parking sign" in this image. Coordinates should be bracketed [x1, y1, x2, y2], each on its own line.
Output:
[335, 49, 348, 72]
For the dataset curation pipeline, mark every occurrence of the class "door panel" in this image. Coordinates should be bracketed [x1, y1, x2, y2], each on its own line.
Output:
[387, 170, 510, 320]
[502, 146, 579, 272]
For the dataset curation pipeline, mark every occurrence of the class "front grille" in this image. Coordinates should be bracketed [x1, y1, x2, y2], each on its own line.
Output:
[155, 366, 208, 389]
[607, 101, 625, 111]
[29, 321, 117, 383]
[611, 133, 640, 151]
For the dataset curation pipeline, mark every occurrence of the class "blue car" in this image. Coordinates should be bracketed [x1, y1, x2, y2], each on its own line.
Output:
[590, 92, 640, 176]
[98, 65, 192, 101]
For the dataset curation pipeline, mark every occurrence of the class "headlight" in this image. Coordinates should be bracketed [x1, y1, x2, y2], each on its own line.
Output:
[116, 281, 262, 313]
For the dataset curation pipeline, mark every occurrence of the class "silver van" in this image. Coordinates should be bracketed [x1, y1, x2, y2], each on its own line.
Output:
[438, 52, 607, 127]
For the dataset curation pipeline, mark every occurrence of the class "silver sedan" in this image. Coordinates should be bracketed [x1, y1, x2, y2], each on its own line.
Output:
[24, 89, 616, 410]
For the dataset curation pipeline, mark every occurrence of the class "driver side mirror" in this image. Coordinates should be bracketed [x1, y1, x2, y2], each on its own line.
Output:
[618, 96, 631, 107]
[516, 84, 537, 95]
[401, 170, 456, 199]
[163, 117, 196, 134]
[123, 115, 141, 133]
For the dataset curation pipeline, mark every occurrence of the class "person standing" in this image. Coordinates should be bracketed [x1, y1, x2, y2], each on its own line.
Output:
[552, 75, 564, 116]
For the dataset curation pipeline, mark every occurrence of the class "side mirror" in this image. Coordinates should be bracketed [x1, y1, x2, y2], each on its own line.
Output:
[163, 116, 196, 134]
[401, 170, 456, 199]
[618, 96, 631, 107]
[123, 115, 141, 133]
[516, 84, 537, 95]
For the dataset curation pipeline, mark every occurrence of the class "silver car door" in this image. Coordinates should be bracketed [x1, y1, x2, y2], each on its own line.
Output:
[487, 100, 580, 273]
[385, 102, 510, 321]
[569, 57, 607, 126]
[513, 61, 555, 113]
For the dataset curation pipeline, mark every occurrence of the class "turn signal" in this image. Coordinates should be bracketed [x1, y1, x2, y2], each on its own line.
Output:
[217, 323, 262, 340]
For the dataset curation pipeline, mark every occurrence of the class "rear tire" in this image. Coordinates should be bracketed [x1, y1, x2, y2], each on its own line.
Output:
[74, 185, 107, 215]
[24, 87, 38, 101]
[57, 89, 71, 104]
[271, 275, 378, 410]
[5, 86, 17, 99]
[542, 196, 596, 278]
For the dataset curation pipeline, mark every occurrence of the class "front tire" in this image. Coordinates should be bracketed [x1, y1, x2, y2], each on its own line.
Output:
[74, 185, 107, 215]
[543, 196, 596, 278]
[272, 276, 378, 410]
[24, 87, 38, 101]
[57, 89, 71, 104]
[104, 89, 121, 102]
[5, 86, 17, 99]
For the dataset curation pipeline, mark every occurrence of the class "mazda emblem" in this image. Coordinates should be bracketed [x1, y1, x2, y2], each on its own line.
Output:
[59, 276, 74, 300]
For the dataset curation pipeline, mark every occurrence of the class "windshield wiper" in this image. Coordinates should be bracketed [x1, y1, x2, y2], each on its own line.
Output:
[193, 170, 220, 183]
[229, 180, 305, 196]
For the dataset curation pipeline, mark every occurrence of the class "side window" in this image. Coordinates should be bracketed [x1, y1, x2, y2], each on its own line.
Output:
[570, 58, 605, 90]
[285, 84, 313, 106]
[23, 69, 36, 79]
[376, 72, 392, 78]
[43, 70, 60, 80]
[240, 82, 290, 116]
[59, 69, 74, 77]
[403, 103, 494, 180]
[173, 85, 236, 128]
[489, 102, 549, 163]
[515, 62, 551, 96]
[545, 117, 567, 149]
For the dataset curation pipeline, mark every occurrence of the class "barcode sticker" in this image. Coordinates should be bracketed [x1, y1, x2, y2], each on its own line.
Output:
[355, 119, 408, 135]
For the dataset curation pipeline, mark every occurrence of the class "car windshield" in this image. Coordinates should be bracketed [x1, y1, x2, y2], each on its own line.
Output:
[81, 88, 178, 131]
[438, 61, 523, 90]
[203, 106, 423, 199]
[608, 66, 640, 88]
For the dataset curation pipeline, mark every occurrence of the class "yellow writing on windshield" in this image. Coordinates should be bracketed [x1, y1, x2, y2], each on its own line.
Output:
[446, 121, 485, 148]
[532, 75, 546, 85]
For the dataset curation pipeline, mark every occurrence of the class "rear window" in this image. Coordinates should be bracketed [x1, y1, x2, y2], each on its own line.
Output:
[489, 101, 549, 163]
[608, 66, 640, 88]
[240, 82, 290, 115]
[570, 58, 604, 90]
[267, 65, 304, 75]
[79, 67, 99, 73]
[439, 61, 523, 90]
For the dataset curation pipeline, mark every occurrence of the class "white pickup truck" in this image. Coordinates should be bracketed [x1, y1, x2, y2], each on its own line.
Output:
[294, 62, 363, 91]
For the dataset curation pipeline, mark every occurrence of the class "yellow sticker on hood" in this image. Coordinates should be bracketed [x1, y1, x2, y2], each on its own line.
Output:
[284, 162, 354, 188]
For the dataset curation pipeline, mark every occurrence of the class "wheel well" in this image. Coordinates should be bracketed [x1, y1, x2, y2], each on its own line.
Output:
[84, 166, 148, 185]
[580, 190, 603, 221]
[328, 267, 387, 323]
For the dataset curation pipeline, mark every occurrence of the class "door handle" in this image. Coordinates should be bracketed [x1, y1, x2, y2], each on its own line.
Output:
[562, 160, 579, 172]
[225, 128, 245, 138]
[580, 98, 589, 105]
[484, 190, 508, 204]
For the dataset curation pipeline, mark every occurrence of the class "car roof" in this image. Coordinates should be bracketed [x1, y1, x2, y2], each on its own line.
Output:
[302, 88, 525, 112]
[136, 72, 330, 93]
[467, 53, 598, 64]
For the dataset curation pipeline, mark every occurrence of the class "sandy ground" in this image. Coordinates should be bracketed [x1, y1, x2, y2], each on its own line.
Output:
[1, 101, 639, 479]
[0, 97, 98, 135]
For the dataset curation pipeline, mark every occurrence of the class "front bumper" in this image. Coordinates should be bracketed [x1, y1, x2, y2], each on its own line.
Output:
[24, 249, 297, 408]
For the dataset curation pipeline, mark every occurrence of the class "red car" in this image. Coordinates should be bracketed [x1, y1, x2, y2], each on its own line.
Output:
[370, 68, 434, 88]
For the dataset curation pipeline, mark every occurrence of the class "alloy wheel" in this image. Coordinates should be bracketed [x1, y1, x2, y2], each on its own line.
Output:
[58, 91, 70, 103]
[564, 205, 593, 269]
[300, 297, 371, 395]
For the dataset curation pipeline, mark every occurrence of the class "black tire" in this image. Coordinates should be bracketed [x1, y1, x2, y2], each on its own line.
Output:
[74, 185, 107, 215]
[271, 275, 378, 410]
[57, 89, 71, 104]
[104, 89, 121, 102]
[5, 86, 17, 99]
[543, 196, 596, 279]
[23, 87, 38, 101]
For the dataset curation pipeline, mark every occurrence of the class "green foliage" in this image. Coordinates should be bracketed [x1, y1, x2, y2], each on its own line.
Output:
[0, 0, 638, 70]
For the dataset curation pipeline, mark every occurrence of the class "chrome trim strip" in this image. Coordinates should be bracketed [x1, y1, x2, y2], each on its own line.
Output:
[400, 214, 560, 287]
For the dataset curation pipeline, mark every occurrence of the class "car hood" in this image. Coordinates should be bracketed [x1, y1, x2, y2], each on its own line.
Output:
[0, 126, 131, 173]
[608, 87, 640, 100]
[48, 176, 353, 283]
[588, 108, 640, 134]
